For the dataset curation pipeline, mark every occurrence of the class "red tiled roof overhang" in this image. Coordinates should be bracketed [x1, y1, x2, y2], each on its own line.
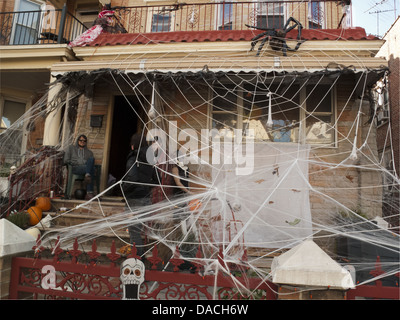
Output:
[88, 27, 377, 47]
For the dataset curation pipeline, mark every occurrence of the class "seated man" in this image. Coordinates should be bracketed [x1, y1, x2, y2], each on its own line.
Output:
[64, 134, 95, 199]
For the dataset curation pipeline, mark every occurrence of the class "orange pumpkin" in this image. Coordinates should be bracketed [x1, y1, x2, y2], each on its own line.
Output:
[27, 206, 42, 225]
[188, 199, 202, 212]
[35, 197, 51, 211]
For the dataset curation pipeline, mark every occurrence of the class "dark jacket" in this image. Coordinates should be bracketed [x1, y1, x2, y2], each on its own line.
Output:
[63, 135, 94, 166]
[123, 146, 154, 199]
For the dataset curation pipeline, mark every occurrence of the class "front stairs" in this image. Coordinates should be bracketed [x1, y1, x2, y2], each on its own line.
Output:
[36, 197, 278, 272]
[38, 196, 129, 252]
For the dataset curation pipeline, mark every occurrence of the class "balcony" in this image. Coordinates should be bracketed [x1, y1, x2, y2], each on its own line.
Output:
[0, 5, 87, 45]
[112, 0, 346, 34]
[0, 1, 348, 46]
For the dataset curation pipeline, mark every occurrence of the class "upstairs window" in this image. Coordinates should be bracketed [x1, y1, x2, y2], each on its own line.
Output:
[255, 0, 285, 29]
[152, 13, 171, 32]
[12, 0, 42, 44]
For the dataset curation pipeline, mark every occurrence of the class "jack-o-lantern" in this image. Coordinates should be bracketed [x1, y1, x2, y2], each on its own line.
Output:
[27, 206, 42, 225]
[35, 197, 51, 211]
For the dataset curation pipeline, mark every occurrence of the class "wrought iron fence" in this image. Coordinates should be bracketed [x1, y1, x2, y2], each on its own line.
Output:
[9, 237, 278, 300]
[113, 0, 346, 34]
[0, 1, 348, 45]
[0, 5, 87, 45]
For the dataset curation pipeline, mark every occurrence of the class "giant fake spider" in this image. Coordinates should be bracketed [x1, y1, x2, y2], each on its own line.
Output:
[246, 17, 305, 56]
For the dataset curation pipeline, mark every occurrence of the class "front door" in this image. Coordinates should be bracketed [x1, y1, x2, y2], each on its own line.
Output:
[107, 95, 143, 195]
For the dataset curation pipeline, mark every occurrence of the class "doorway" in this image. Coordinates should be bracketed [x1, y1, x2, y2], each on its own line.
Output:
[108, 95, 144, 192]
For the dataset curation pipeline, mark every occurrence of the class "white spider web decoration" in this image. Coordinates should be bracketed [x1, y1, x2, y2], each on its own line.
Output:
[0, 21, 399, 299]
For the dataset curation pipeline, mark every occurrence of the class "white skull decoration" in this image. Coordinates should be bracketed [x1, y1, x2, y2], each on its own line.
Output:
[120, 258, 145, 300]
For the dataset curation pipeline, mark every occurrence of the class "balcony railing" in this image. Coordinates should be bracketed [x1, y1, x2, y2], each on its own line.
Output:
[0, 1, 348, 46]
[0, 5, 87, 45]
[113, 0, 347, 34]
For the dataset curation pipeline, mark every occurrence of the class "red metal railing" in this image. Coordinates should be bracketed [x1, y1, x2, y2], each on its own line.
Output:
[113, 0, 348, 34]
[9, 237, 277, 300]
[346, 256, 400, 300]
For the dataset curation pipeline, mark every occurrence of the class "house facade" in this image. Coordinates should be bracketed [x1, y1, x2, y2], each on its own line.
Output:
[2, 0, 400, 301]
[0, 0, 393, 255]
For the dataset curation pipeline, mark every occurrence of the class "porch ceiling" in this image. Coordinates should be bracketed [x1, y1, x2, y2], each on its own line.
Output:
[0, 70, 51, 94]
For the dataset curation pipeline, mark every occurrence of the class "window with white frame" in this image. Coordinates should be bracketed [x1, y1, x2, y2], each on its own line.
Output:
[151, 13, 171, 32]
[217, 1, 233, 30]
[255, 0, 285, 29]
[11, 0, 44, 44]
[210, 81, 335, 145]
[304, 84, 335, 144]
[308, 1, 325, 29]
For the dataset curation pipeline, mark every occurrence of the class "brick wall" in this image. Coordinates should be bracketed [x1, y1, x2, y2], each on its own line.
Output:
[388, 55, 399, 176]
[66, 71, 382, 222]
[377, 18, 400, 176]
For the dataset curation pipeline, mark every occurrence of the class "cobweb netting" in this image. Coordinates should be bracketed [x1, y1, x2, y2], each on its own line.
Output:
[1, 34, 399, 298]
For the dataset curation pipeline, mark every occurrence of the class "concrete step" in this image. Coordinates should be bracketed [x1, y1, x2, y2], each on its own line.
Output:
[51, 197, 126, 217]
[37, 213, 131, 251]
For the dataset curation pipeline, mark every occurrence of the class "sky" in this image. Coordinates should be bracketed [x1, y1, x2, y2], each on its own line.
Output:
[352, 0, 399, 37]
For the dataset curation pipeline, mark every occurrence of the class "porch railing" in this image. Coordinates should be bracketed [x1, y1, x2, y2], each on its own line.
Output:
[0, 4, 87, 45]
[3, 146, 64, 216]
[113, 0, 347, 34]
[9, 237, 278, 300]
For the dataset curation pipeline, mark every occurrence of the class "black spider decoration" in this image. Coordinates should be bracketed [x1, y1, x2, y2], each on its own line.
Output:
[246, 17, 305, 56]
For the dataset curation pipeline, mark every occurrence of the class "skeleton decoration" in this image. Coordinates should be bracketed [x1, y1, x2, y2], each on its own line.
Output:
[120, 258, 145, 300]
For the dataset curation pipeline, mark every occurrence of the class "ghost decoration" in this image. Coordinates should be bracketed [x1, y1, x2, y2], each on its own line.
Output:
[120, 258, 145, 300]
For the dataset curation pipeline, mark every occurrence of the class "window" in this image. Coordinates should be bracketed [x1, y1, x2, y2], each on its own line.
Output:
[308, 1, 324, 29]
[255, 0, 284, 29]
[242, 83, 300, 142]
[152, 13, 171, 32]
[217, 2, 233, 30]
[12, 0, 42, 44]
[210, 82, 335, 145]
[304, 84, 334, 144]
[211, 83, 239, 138]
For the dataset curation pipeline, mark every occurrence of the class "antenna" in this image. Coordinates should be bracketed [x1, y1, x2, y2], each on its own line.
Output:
[368, 9, 395, 36]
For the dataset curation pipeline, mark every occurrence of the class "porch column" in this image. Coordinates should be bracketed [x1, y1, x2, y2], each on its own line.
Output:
[43, 75, 63, 146]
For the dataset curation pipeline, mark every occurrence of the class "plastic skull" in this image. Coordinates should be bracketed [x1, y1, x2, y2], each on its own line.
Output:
[120, 258, 145, 300]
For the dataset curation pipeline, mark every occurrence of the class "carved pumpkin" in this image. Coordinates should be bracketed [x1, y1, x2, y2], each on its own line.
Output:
[35, 197, 51, 211]
[27, 206, 42, 226]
